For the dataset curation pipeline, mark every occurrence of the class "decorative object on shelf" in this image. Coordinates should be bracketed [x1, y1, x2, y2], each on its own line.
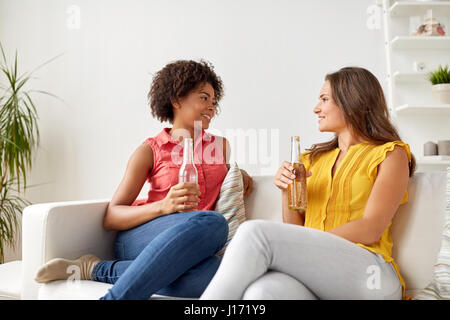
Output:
[410, 9, 447, 36]
[414, 17, 446, 35]
[424, 141, 439, 156]
[438, 140, 450, 156]
[428, 64, 450, 104]
[413, 61, 427, 72]
[423, 140, 450, 157]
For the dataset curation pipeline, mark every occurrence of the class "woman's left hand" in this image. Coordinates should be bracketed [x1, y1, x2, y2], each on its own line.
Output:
[240, 169, 253, 199]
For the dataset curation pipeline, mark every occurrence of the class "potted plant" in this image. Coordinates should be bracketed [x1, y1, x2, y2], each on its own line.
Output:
[0, 42, 58, 263]
[428, 64, 450, 104]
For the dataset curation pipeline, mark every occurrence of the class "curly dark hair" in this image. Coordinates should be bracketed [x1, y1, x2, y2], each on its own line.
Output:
[148, 60, 224, 123]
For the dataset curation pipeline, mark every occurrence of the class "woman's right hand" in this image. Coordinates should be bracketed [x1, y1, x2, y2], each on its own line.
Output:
[159, 182, 201, 215]
[274, 161, 296, 190]
[274, 161, 312, 190]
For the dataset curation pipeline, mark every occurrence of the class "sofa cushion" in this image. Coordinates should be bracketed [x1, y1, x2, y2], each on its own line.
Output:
[214, 163, 246, 256]
[391, 171, 447, 293]
[414, 167, 450, 299]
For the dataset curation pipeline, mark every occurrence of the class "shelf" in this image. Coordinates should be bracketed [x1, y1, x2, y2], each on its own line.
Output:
[391, 36, 450, 49]
[422, 155, 450, 160]
[393, 71, 429, 84]
[395, 103, 450, 115]
[418, 155, 450, 165]
[390, 1, 450, 17]
[418, 162, 450, 166]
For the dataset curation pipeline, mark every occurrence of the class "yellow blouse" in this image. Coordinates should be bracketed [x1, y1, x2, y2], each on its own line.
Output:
[301, 140, 412, 298]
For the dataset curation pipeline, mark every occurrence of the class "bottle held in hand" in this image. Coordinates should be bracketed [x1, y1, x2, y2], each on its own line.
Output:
[179, 137, 198, 183]
[179, 138, 198, 209]
[287, 136, 308, 211]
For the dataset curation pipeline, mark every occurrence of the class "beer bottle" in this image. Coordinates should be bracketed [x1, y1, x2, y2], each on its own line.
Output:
[179, 137, 198, 183]
[287, 136, 307, 211]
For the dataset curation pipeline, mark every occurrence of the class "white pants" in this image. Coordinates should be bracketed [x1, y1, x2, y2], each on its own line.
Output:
[200, 220, 402, 300]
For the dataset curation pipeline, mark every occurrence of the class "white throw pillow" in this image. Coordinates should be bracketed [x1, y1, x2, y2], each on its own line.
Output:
[414, 167, 450, 300]
[214, 162, 246, 256]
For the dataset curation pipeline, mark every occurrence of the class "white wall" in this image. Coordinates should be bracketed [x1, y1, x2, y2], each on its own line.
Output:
[0, 0, 386, 260]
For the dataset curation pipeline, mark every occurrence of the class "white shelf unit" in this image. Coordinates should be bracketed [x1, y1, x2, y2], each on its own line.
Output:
[382, 0, 450, 172]
[391, 36, 450, 49]
[419, 155, 450, 165]
[392, 70, 428, 83]
[390, 1, 450, 17]
[396, 103, 450, 115]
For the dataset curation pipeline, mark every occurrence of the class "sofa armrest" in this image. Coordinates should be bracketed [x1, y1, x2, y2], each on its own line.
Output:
[21, 199, 116, 299]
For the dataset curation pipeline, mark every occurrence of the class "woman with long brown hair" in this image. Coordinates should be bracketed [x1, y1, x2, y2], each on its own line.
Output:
[201, 67, 415, 300]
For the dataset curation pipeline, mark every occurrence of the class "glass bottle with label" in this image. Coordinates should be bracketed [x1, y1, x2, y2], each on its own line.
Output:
[287, 136, 308, 211]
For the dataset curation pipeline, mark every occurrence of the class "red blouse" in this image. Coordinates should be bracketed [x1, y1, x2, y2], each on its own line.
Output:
[136, 128, 228, 210]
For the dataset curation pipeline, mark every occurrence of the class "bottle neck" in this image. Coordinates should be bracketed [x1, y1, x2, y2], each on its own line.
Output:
[183, 138, 194, 164]
[290, 136, 302, 164]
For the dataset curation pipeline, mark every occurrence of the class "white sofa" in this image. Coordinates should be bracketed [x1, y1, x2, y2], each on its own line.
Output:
[0, 171, 447, 300]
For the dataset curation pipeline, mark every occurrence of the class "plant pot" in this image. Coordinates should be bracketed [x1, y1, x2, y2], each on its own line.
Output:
[432, 83, 450, 104]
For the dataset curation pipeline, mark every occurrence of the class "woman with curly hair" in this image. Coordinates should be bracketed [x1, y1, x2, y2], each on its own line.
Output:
[34, 60, 253, 300]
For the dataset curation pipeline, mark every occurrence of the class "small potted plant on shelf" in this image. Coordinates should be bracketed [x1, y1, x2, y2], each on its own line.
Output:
[428, 64, 450, 104]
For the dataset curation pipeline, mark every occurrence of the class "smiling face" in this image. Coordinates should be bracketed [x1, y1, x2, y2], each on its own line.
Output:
[172, 82, 217, 131]
[313, 81, 347, 133]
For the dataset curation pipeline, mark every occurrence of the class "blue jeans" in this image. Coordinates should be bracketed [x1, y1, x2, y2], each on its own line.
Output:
[92, 210, 228, 300]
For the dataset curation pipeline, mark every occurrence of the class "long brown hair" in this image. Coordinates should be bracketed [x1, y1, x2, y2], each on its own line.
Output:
[307, 67, 416, 177]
